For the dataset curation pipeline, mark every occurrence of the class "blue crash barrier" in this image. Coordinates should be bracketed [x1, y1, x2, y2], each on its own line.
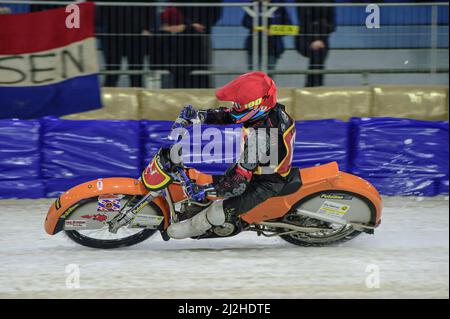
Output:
[294, 120, 349, 172]
[0, 119, 45, 199]
[0, 118, 448, 198]
[141, 120, 175, 170]
[41, 118, 142, 196]
[359, 175, 440, 197]
[440, 178, 449, 195]
[0, 180, 45, 200]
[0, 119, 41, 180]
[350, 118, 449, 196]
[182, 124, 242, 175]
[142, 120, 350, 175]
[44, 177, 98, 199]
[142, 121, 241, 175]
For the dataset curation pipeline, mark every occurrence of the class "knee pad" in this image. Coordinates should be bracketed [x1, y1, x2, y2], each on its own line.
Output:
[205, 200, 226, 226]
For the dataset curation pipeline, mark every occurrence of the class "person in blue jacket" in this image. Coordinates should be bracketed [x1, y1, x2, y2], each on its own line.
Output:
[243, 0, 292, 71]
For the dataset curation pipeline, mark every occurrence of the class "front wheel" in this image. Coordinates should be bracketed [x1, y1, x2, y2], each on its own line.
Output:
[64, 196, 162, 249]
[65, 228, 157, 249]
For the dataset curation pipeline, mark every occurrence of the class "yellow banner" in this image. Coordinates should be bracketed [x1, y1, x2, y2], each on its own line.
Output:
[269, 25, 300, 36]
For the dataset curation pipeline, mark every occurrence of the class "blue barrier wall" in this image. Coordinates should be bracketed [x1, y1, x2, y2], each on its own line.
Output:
[350, 118, 449, 196]
[0, 119, 45, 199]
[0, 117, 448, 199]
[41, 118, 141, 197]
[295, 120, 349, 172]
[142, 120, 350, 175]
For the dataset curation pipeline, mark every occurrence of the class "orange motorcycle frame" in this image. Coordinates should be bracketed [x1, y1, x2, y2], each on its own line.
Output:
[241, 163, 382, 226]
[45, 162, 382, 236]
[182, 162, 382, 227]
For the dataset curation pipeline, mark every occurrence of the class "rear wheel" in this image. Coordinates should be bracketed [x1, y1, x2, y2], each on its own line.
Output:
[279, 190, 375, 246]
[280, 221, 361, 247]
[65, 196, 161, 249]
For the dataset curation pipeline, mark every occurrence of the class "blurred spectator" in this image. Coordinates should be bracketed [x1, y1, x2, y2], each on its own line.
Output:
[97, 0, 157, 88]
[172, 0, 223, 88]
[0, 6, 11, 14]
[151, 7, 204, 88]
[243, 0, 292, 71]
[295, 0, 335, 87]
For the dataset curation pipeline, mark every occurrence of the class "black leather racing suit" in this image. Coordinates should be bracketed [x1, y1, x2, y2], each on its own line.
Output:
[198, 103, 296, 215]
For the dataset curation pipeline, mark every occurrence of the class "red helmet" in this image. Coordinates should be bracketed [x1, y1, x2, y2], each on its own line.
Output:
[215, 72, 277, 124]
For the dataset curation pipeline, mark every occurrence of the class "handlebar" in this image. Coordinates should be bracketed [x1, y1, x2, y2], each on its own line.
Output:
[176, 167, 201, 201]
[176, 167, 215, 202]
[168, 114, 190, 142]
[166, 107, 214, 201]
[170, 105, 200, 137]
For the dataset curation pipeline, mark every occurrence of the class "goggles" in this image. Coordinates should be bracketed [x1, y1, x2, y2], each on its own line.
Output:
[232, 102, 247, 113]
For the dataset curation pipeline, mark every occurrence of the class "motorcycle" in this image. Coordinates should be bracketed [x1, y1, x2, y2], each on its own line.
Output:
[44, 116, 383, 249]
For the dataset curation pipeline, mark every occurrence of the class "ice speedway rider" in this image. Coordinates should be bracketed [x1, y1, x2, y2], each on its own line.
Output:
[142, 71, 296, 239]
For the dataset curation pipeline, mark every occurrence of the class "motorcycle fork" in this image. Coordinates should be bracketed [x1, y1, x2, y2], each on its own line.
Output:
[108, 190, 160, 233]
[162, 189, 177, 224]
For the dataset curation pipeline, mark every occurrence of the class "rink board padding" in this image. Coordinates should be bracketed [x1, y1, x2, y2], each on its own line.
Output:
[45, 177, 100, 199]
[294, 87, 372, 121]
[0, 117, 448, 199]
[350, 118, 449, 197]
[362, 176, 440, 197]
[141, 120, 350, 175]
[140, 86, 448, 121]
[439, 178, 449, 195]
[141, 121, 245, 174]
[0, 119, 45, 199]
[140, 120, 176, 172]
[0, 180, 45, 199]
[294, 120, 350, 172]
[41, 117, 141, 184]
[59, 86, 449, 122]
[0, 119, 41, 180]
[351, 118, 449, 177]
[140, 89, 222, 121]
[371, 86, 449, 121]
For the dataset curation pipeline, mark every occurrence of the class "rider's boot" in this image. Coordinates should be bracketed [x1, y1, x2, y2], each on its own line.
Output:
[167, 201, 225, 239]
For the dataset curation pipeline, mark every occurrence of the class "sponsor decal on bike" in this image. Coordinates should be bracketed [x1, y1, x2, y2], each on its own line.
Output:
[142, 155, 172, 190]
[317, 201, 351, 218]
[96, 179, 104, 191]
[65, 220, 87, 228]
[81, 214, 108, 222]
[97, 195, 121, 212]
[131, 214, 164, 227]
[320, 194, 353, 200]
[61, 204, 80, 219]
[132, 201, 151, 215]
[54, 197, 62, 210]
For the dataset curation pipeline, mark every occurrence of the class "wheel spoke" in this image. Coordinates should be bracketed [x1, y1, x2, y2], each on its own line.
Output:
[283, 210, 355, 244]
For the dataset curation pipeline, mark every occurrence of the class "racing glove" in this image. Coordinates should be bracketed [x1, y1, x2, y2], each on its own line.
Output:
[173, 105, 203, 129]
[213, 164, 253, 198]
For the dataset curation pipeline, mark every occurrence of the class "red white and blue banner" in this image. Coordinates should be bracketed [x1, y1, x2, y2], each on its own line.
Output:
[0, 3, 102, 119]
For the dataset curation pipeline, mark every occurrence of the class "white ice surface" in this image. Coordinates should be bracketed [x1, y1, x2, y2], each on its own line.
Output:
[0, 197, 448, 299]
